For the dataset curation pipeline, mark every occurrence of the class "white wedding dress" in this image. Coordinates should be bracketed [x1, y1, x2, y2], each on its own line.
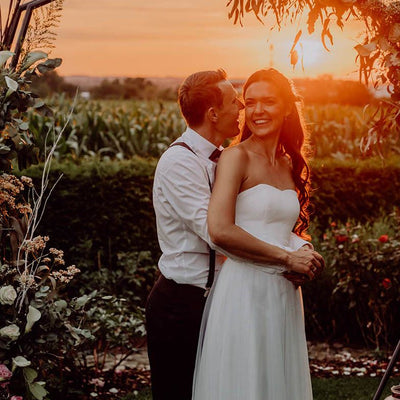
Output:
[192, 184, 313, 400]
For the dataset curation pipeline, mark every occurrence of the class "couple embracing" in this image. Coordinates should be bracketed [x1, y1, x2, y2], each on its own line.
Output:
[146, 68, 324, 400]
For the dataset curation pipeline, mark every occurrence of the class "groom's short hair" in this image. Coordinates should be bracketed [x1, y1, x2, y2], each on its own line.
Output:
[178, 69, 227, 127]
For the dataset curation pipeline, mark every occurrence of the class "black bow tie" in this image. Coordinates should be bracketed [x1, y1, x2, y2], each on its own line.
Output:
[209, 148, 222, 162]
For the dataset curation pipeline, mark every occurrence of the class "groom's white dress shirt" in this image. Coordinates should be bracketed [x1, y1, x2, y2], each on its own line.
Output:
[153, 127, 311, 289]
[153, 128, 225, 289]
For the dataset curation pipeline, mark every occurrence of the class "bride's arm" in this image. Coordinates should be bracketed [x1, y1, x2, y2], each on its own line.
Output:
[208, 147, 321, 278]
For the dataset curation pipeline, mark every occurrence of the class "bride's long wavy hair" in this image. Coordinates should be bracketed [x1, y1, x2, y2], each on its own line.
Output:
[236, 68, 311, 238]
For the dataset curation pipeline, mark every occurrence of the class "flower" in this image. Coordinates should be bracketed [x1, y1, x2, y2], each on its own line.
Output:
[0, 364, 12, 382]
[351, 234, 360, 243]
[382, 278, 392, 290]
[10, 396, 23, 400]
[0, 324, 20, 341]
[0, 285, 17, 305]
[89, 378, 105, 388]
[335, 234, 348, 243]
[378, 234, 389, 243]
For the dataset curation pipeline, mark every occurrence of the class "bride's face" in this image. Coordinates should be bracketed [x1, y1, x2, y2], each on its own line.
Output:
[244, 80, 290, 139]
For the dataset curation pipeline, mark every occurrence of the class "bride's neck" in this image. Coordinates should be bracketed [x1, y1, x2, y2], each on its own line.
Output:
[247, 135, 280, 165]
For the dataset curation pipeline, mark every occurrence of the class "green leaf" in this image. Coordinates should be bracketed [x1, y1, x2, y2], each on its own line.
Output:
[29, 382, 47, 400]
[54, 299, 67, 312]
[5, 76, 18, 92]
[24, 367, 38, 383]
[13, 356, 31, 368]
[36, 58, 62, 74]
[21, 51, 48, 71]
[75, 294, 90, 308]
[19, 122, 29, 131]
[0, 51, 14, 68]
[25, 305, 41, 333]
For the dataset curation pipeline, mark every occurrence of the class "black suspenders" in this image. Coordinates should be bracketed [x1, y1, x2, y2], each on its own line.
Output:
[169, 142, 216, 297]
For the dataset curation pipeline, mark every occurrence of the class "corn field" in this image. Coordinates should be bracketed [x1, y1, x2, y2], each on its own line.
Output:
[27, 95, 400, 161]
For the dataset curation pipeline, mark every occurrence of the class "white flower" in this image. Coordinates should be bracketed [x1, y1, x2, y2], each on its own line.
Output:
[0, 285, 17, 305]
[0, 324, 20, 341]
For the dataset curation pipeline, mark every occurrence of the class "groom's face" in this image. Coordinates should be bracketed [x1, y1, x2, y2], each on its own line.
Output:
[214, 80, 244, 139]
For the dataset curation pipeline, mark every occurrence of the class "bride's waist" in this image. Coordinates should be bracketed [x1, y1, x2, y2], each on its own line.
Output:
[224, 258, 286, 275]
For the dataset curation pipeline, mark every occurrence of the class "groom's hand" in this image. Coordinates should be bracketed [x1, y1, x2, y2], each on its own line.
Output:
[283, 271, 308, 288]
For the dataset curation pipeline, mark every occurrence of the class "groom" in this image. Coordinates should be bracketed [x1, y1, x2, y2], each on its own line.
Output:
[146, 69, 323, 400]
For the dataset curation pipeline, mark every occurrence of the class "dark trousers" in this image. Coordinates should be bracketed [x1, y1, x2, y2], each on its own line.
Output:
[145, 274, 207, 400]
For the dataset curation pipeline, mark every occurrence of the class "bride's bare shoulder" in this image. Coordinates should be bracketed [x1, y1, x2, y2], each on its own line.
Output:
[220, 144, 249, 163]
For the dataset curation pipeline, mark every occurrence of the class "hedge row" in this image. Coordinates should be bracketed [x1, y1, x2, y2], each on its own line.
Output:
[20, 157, 400, 346]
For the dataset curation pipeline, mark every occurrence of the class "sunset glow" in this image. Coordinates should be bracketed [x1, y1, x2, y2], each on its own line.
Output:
[0, 0, 366, 80]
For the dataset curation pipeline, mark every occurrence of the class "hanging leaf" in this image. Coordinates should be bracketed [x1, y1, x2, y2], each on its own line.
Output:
[24, 367, 38, 384]
[5, 76, 18, 92]
[20, 51, 48, 72]
[321, 19, 333, 51]
[388, 23, 400, 43]
[36, 58, 62, 74]
[28, 382, 47, 400]
[25, 306, 41, 333]
[12, 356, 31, 369]
[354, 42, 377, 57]
[289, 30, 302, 55]
[0, 51, 15, 69]
[290, 49, 299, 68]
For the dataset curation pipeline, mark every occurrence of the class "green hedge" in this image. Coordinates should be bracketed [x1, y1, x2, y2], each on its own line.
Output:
[20, 157, 400, 346]
[310, 158, 400, 228]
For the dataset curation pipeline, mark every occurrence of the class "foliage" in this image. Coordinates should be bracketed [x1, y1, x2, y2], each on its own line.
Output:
[90, 77, 178, 101]
[320, 213, 400, 348]
[18, 158, 159, 274]
[16, 98, 400, 161]
[294, 77, 373, 106]
[26, 98, 186, 161]
[30, 70, 77, 98]
[22, 0, 64, 56]
[0, 50, 62, 172]
[0, 167, 85, 399]
[304, 212, 400, 348]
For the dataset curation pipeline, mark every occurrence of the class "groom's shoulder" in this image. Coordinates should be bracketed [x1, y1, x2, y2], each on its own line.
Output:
[156, 143, 201, 173]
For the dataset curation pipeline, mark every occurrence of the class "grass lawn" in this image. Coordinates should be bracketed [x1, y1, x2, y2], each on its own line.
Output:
[122, 377, 399, 399]
[313, 377, 398, 399]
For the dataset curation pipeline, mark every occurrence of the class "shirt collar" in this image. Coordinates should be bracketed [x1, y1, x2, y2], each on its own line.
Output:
[181, 127, 222, 160]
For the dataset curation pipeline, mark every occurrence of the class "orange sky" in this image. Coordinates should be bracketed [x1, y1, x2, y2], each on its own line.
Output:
[1, 0, 366, 79]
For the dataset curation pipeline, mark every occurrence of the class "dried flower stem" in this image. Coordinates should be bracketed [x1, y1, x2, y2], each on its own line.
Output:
[15, 96, 77, 312]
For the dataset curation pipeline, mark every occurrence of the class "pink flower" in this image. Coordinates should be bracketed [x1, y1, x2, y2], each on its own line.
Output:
[378, 234, 389, 243]
[11, 396, 23, 400]
[89, 378, 105, 387]
[382, 278, 392, 290]
[0, 364, 12, 381]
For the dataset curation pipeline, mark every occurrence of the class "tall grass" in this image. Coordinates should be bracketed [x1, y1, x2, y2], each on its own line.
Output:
[26, 96, 400, 161]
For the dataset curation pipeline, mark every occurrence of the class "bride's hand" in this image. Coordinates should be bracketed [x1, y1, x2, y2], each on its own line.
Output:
[285, 247, 325, 280]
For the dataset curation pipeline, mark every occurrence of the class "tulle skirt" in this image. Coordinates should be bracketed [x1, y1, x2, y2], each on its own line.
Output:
[192, 259, 313, 400]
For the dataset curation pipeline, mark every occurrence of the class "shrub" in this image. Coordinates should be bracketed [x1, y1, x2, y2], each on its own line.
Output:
[303, 211, 400, 348]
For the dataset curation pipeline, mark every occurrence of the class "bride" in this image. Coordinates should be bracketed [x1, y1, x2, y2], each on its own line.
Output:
[192, 68, 323, 400]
